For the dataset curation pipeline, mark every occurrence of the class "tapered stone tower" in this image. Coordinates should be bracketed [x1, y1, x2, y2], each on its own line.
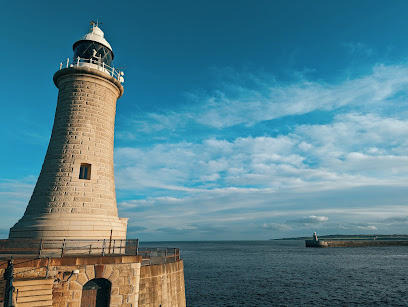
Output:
[9, 23, 128, 240]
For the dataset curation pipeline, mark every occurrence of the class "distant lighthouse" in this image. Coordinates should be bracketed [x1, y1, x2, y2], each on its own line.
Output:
[9, 23, 128, 240]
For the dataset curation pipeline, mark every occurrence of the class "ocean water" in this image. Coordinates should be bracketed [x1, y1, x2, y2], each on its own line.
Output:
[140, 240, 408, 306]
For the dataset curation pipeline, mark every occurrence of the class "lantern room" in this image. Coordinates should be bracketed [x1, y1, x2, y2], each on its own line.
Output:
[73, 22, 114, 67]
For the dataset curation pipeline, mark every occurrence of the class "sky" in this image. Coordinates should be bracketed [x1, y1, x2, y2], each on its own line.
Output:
[1, 0, 408, 240]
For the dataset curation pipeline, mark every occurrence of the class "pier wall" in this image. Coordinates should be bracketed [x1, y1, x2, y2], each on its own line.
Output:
[138, 260, 186, 307]
[305, 240, 328, 247]
[325, 240, 408, 247]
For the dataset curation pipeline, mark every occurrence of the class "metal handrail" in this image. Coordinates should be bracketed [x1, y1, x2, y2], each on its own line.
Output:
[0, 239, 138, 258]
[4, 257, 15, 307]
[0, 239, 180, 266]
[138, 247, 180, 266]
[59, 57, 124, 83]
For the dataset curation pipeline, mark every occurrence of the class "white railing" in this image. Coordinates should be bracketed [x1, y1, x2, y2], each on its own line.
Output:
[59, 57, 124, 83]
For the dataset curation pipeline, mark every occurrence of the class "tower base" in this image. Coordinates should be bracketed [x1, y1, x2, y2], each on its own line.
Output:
[0, 255, 186, 307]
[9, 215, 128, 240]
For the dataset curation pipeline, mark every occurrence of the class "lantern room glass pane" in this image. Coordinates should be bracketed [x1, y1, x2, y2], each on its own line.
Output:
[74, 41, 113, 66]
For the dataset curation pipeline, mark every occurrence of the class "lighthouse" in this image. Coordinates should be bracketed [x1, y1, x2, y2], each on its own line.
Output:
[1, 23, 186, 307]
[9, 23, 128, 240]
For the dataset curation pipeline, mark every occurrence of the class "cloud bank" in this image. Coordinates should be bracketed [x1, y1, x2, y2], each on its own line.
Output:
[112, 63, 408, 240]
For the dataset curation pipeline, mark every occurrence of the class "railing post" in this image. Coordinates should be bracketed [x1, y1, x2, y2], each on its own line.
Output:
[136, 239, 139, 256]
[66, 58, 69, 68]
[113, 240, 115, 254]
[165, 249, 168, 264]
[89, 244, 92, 254]
[77, 56, 80, 66]
[45, 257, 50, 279]
[4, 256, 15, 307]
[60, 62, 63, 70]
[38, 239, 43, 257]
[102, 239, 106, 256]
[61, 239, 66, 257]
[108, 229, 112, 254]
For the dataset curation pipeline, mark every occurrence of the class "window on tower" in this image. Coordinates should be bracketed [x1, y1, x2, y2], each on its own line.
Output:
[79, 163, 91, 180]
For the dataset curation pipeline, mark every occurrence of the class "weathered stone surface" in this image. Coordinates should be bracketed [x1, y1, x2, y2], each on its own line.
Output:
[119, 284, 132, 295]
[76, 272, 88, 285]
[68, 281, 82, 291]
[110, 294, 123, 305]
[85, 265, 95, 280]
[109, 268, 120, 283]
[102, 263, 113, 279]
[72, 290, 81, 300]
[139, 261, 186, 307]
[111, 286, 120, 295]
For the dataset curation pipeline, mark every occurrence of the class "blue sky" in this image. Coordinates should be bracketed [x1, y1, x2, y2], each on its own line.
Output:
[1, 0, 408, 240]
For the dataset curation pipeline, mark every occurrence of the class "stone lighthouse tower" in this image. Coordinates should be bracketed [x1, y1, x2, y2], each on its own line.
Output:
[9, 23, 128, 240]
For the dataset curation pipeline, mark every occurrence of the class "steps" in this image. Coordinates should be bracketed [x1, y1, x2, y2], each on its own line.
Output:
[14, 278, 53, 307]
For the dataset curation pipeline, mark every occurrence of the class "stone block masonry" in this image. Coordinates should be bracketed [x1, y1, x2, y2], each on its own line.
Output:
[0, 256, 185, 307]
[9, 67, 127, 240]
[139, 261, 186, 307]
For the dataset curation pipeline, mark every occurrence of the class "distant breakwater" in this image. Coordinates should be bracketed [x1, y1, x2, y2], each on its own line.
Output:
[306, 240, 408, 248]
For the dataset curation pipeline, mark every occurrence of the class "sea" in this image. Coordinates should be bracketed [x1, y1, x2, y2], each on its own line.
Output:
[140, 240, 408, 306]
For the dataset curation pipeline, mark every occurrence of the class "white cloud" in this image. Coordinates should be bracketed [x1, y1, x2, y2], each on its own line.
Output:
[263, 223, 292, 231]
[356, 225, 377, 230]
[121, 63, 408, 132]
[116, 111, 408, 195]
[113, 60, 408, 239]
[290, 215, 329, 224]
[309, 215, 329, 222]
